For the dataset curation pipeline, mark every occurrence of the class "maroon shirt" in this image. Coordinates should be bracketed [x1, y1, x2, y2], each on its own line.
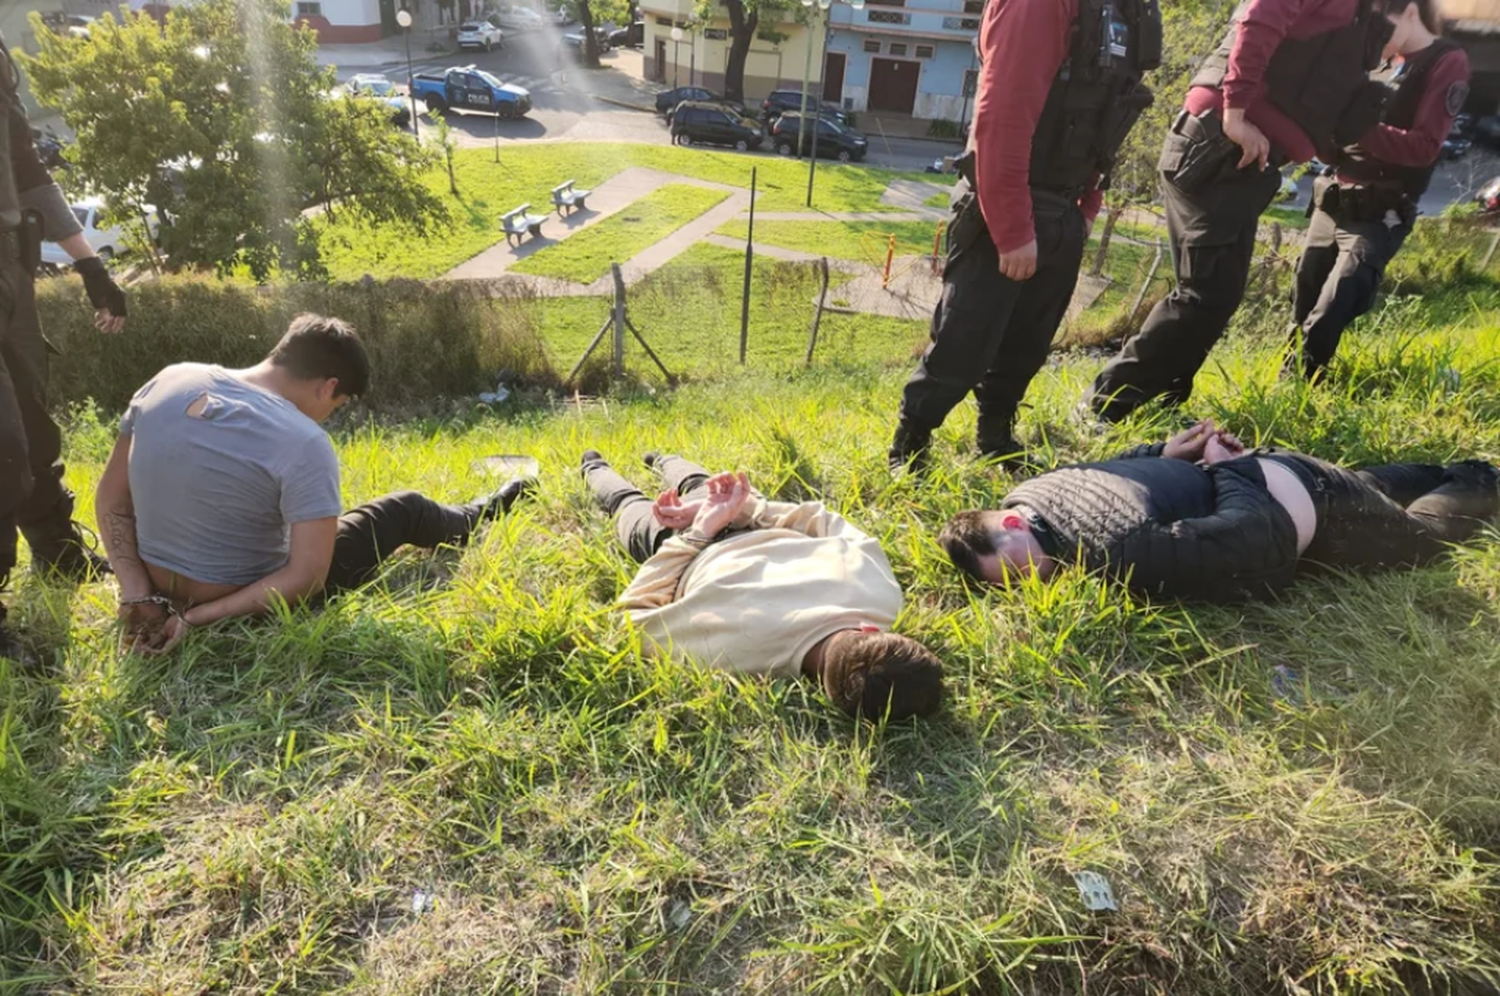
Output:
[1349, 45, 1470, 175]
[1184, 0, 1358, 165]
[971, 0, 1102, 256]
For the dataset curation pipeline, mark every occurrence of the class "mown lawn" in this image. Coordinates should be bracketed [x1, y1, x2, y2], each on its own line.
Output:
[8, 266, 1500, 991]
[316, 142, 921, 281]
[511, 184, 729, 284]
[715, 217, 946, 263]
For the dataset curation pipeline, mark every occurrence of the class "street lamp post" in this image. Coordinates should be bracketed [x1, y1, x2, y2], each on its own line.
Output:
[805, 0, 863, 208]
[670, 26, 684, 90]
[396, 6, 418, 139]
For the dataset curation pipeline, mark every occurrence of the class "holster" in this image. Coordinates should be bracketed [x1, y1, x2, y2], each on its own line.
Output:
[1159, 109, 1239, 195]
[1316, 180, 1411, 225]
[946, 150, 987, 255]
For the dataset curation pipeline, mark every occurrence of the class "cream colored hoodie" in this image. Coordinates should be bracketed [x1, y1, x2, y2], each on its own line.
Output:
[617, 497, 904, 678]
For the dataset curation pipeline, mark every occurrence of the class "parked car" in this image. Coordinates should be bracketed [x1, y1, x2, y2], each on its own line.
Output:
[41, 199, 159, 267]
[1477, 176, 1500, 214]
[457, 20, 505, 51]
[563, 27, 611, 53]
[671, 102, 764, 151]
[656, 86, 745, 122]
[40, 12, 95, 38]
[338, 74, 411, 127]
[771, 111, 868, 162]
[609, 21, 644, 48]
[495, 6, 547, 32]
[760, 89, 848, 125]
[410, 66, 532, 118]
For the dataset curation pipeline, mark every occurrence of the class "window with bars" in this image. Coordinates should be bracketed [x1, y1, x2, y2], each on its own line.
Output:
[963, 0, 984, 12]
[915, 44, 934, 58]
[889, 42, 908, 56]
[962, 67, 979, 97]
[296, 1, 321, 16]
[943, 15, 980, 29]
[862, 39, 881, 52]
[868, 9, 911, 24]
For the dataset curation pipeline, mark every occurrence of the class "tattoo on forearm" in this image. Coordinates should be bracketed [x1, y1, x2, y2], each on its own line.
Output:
[104, 510, 144, 570]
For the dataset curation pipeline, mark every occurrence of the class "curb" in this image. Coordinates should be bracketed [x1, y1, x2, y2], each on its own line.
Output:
[578, 90, 658, 114]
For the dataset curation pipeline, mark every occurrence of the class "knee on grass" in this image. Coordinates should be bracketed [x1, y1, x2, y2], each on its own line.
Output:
[821, 631, 944, 721]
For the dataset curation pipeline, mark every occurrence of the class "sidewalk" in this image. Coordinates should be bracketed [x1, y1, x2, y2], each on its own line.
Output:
[563, 47, 665, 113]
[314, 31, 456, 71]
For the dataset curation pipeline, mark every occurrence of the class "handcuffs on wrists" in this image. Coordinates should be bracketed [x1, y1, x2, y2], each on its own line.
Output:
[119, 594, 186, 622]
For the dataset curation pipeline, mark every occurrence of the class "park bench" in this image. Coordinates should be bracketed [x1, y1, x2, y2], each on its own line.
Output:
[550, 179, 591, 217]
[501, 203, 547, 246]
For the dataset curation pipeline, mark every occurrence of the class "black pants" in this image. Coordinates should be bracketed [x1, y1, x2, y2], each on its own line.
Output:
[1089, 137, 1283, 421]
[324, 490, 484, 595]
[0, 259, 73, 586]
[1289, 202, 1410, 379]
[898, 183, 1086, 447]
[584, 454, 712, 564]
[1270, 454, 1498, 572]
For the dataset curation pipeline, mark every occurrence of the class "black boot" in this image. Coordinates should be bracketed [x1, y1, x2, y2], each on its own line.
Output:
[888, 424, 931, 474]
[470, 476, 538, 523]
[25, 521, 112, 582]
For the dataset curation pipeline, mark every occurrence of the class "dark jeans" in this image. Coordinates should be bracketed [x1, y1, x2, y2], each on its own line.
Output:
[1270, 454, 1498, 572]
[324, 490, 483, 595]
[584, 454, 712, 564]
[1289, 202, 1410, 379]
[898, 183, 1086, 447]
[1089, 137, 1283, 421]
[0, 259, 71, 584]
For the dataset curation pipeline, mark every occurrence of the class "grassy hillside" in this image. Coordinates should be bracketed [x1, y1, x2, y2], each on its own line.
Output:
[7, 288, 1500, 991]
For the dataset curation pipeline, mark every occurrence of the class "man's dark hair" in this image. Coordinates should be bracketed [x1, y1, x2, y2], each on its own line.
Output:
[939, 511, 998, 585]
[268, 313, 371, 398]
[822, 632, 944, 721]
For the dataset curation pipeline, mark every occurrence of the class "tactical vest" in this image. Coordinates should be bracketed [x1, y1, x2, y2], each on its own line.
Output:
[1025, 0, 1161, 194]
[1192, 0, 1393, 157]
[0, 37, 23, 230]
[1338, 39, 1464, 197]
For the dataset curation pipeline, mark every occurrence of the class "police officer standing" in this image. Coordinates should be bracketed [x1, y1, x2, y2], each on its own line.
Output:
[1086, 0, 1394, 421]
[887, 0, 1160, 472]
[1, 32, 128, 661]
[1290, 0, 1466, 382]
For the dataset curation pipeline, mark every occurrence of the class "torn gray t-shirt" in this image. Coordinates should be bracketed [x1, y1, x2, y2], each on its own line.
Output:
[120, 363, 342, 586]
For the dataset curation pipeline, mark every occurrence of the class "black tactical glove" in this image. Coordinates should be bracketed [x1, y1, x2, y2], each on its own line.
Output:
[74, 256, 127, 317]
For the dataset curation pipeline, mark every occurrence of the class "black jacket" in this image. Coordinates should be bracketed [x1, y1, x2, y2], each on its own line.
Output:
[1002, 445, 1300, 601]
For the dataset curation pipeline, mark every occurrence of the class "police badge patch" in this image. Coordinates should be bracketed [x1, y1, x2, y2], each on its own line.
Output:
[1447, 81, 1469, 118]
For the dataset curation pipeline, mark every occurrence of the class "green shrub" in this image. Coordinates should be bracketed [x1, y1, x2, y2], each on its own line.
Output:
[36, 273, 558, 412]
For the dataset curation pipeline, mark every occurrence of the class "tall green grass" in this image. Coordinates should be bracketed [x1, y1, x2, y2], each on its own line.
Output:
[7, 289, 1500, 990]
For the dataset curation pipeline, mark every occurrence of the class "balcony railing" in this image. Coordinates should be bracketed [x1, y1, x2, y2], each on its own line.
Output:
[868, 10, 912, 25]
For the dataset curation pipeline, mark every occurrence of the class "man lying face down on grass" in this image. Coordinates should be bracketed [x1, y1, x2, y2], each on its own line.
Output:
[940, 419, 1500, 601]
[582, 450, 944, 721]
[96, 314, 534, 654]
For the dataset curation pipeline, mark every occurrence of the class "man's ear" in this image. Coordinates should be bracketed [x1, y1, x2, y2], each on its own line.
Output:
[318, 377, 342, 403]
[999, 511, 1028, 532]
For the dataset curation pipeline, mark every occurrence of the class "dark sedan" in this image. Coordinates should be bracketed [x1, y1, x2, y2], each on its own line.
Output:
[655, 86, 744, 121]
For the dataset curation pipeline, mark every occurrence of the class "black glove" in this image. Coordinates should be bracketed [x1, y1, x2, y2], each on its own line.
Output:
[74, 256, 127, 317]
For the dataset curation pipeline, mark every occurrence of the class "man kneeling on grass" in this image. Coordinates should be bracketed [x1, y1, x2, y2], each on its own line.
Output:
[940, 419, 1499, 602]
[582, 450, 944, 721]
[96, 314, 534, 654]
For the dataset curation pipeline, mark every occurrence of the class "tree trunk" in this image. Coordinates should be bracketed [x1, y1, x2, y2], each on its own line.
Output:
[1089, 207, 1120, 277]
[722, 1, 759, 103]
[578, 0, 600, 69]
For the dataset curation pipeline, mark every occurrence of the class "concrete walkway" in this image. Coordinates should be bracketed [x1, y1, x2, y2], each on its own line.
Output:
[736, 210, 932, 223]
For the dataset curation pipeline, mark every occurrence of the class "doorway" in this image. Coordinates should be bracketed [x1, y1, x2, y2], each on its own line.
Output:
[868, 57, 918, 113]
[823, 51, 846, 105]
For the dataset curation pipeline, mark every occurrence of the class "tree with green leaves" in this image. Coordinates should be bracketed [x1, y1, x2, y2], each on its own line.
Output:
[556, 0, 630, 69]
[20, 0, 447, 281]
[711, 0, 802, 103]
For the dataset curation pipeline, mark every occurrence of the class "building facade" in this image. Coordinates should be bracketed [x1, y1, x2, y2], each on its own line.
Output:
[639, 0, 828, 100]
[824, 0, 978, 121]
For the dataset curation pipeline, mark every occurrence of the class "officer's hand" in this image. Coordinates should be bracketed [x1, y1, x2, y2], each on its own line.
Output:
[74, 256, 127, 334]
[1224, 112, 1270, 171]
[998, 239, 1038, 282]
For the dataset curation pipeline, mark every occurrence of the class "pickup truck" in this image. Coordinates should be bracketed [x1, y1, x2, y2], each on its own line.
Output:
[409, 66, 533, 119]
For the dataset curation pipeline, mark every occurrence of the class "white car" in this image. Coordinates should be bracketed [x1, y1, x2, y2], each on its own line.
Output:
[41, 199, 160, 267]
[496, 7, 546, 32]
[457, 21, 505, 51]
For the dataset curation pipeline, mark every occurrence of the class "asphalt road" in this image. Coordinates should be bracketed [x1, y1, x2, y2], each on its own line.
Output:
[329, 34, 958, 173]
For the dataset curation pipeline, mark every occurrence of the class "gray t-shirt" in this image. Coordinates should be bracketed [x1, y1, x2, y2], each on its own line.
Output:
[120, 363, 342, 586]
